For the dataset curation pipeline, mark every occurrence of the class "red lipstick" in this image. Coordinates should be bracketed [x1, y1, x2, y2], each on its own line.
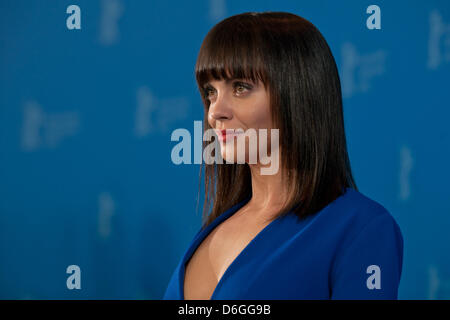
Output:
[215, 129, 242, 142]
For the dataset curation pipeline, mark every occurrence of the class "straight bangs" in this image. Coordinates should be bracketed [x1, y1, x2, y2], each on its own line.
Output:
[195, 15, 270, 113]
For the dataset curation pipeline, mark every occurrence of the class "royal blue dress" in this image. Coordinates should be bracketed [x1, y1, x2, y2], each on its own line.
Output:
[163, 187, 403, 300]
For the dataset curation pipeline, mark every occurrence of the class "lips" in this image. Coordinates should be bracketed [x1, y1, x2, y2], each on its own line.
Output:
[215, 129, 243, 142]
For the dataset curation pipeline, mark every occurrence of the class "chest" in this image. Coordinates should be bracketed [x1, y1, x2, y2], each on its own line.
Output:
[183, 216, 271, 300]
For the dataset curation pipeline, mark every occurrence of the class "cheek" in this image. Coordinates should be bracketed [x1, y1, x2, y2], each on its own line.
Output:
[238, 101, 272, 130]
[250, 106, 272, 130]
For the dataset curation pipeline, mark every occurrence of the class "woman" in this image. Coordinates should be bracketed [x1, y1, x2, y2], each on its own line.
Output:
[163, 11, 403, 300]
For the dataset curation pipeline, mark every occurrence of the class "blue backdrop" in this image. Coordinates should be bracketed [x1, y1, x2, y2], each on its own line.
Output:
[1, 0, 449, 299]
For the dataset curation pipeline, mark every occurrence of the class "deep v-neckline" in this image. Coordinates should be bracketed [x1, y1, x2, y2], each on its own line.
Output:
[180, 197, 284, 300]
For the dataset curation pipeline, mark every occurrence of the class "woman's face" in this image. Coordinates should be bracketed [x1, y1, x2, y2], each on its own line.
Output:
[205, 77, 275, 164]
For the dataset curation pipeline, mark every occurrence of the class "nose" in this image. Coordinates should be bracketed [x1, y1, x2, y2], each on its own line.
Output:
[208, 91, 232, 125]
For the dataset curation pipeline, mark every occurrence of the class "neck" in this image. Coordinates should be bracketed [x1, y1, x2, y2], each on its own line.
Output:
[244, 162, 290, 216]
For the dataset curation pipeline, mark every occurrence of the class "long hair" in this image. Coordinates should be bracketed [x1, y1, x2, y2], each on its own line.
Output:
[195, 11, 357, 229]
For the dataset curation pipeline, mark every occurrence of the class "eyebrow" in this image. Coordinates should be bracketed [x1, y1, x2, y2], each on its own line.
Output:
[203, 78, 251, 90]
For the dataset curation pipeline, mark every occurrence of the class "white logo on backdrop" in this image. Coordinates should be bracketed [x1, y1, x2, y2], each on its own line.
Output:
[427, 9, 450, 70]
[209, 0, 227, 22]
[399, 145, 413, 201]
[341, 42, 387, 98]
[21, 101, 80, 151]
[134, 85, 189, 137]
[99, 0, 123, 46]
[98, 191, 115, 240]
[428, 264, 450, 299]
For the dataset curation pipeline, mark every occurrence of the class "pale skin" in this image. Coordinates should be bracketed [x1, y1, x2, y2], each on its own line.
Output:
[183, 76, 291, 300]
[206, 77, 289, 216]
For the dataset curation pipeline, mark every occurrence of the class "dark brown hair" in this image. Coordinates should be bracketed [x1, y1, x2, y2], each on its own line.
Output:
[194, 11, 357, 229]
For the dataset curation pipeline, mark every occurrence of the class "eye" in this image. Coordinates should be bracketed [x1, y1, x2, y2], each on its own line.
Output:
[203, 86, 216, 100]
[233, 81, 252, 96]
